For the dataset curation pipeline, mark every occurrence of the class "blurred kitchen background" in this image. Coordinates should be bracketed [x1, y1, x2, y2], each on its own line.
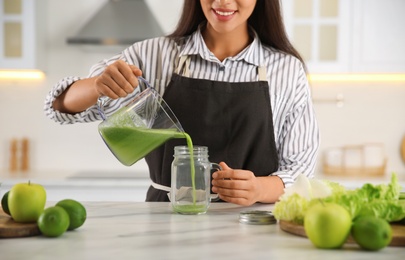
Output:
[1, 0, 404, 201]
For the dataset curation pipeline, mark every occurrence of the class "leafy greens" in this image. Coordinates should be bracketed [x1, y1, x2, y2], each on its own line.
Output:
[273, 173, 405, 224]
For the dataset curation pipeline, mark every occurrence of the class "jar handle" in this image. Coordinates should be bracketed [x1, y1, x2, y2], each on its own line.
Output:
[210, 162, 222, 201]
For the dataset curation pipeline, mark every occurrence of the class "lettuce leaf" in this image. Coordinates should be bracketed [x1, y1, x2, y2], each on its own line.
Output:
[358, 200, 405, 221]
[324, 174, 405, 222]
[273, 193, 309, 225]
[273, 175, 341, 224]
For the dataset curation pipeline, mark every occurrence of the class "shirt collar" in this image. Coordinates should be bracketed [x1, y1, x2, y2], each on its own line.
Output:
[179, 23, 264, 67]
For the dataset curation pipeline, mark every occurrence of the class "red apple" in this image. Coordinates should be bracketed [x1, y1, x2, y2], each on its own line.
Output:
[8, 181, 47, 223]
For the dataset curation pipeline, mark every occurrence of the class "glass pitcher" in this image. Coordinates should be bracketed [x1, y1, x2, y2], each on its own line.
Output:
[97, 77, 185, 166]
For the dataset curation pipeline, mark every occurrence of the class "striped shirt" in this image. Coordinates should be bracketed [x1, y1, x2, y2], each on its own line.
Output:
[44, 27, 320, 187]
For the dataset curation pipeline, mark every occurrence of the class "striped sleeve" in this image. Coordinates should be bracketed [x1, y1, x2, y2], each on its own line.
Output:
[43, 53, 128, 124]
[270, 61, 320, 187]
[44, 76, 87, 124]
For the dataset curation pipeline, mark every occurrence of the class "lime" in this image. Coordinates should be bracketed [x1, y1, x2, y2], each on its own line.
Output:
[56, 199, 86, 230]
[351, 215, 392, 251]
[37, 206, 70, 237]
[1, 191, 11, 215]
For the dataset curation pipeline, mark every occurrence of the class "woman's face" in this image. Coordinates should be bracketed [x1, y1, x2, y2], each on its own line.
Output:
[200, 0, 257, 35]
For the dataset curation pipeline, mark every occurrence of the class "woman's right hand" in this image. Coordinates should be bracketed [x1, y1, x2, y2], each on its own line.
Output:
[52, 60, 143, 114]
[94, 60, 143, 99]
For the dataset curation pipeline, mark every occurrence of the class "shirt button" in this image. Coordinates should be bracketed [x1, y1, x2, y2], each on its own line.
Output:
[219, 66, 225, 71]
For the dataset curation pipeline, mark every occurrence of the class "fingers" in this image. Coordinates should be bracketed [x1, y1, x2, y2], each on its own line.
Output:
[212, 177, 253, 191]
[130, 65, 143, 77]
[213, 166, 253, 181]
[211, 162, 258, 206]
[212, 185, 253, 206]
[96, 74, 131, 99]
[219, 161, 231, 170]
[212, 163, 254, 191]
[217, 194, 252, 206]
[96, 60, 142, 99]
[211, 168, 254, 199]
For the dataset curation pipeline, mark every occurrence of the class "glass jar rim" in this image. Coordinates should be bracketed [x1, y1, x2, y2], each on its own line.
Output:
[174, 145, 208, 155]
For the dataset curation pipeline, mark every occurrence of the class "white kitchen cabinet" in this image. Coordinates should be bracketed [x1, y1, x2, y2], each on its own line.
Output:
[351, 0, 405, 73]
[282, 0, 405, 73]
[282, 0, 351, 73]
[0, 0, 46, 70]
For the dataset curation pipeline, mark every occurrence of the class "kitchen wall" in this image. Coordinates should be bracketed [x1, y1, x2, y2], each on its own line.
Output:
[0, 0, 404, 179]
[311, 82, 405, 177]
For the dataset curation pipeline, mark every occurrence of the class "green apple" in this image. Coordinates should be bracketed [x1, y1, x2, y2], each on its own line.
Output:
[8, 181, 47, 223]
[304, 201, 352, 249]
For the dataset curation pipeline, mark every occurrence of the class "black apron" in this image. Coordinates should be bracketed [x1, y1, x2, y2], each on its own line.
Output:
[144, 57, 279, 201]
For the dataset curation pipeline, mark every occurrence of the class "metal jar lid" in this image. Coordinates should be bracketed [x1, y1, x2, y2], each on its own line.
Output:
[239, 210, 276, 225]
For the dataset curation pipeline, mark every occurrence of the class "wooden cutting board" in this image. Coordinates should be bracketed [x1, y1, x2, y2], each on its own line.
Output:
[0, 208, 41, 238]
[279, 220, 405, 247]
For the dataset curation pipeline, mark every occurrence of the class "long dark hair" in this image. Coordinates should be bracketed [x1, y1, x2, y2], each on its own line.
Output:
[168, 0, 305, 67]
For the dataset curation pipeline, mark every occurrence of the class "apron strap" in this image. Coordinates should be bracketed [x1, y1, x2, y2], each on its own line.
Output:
[258, 66, 267, 81]
[151, 181, 171, 192]
[176, 55, 191, 78]
[150, 181, 220, 201]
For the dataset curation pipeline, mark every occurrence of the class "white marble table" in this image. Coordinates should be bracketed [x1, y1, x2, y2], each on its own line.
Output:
[0, 202, 403, 259]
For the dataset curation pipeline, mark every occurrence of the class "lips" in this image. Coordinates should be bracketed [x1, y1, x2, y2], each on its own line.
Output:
[212, 8, 236, 21]
[214, 9, 235, 16]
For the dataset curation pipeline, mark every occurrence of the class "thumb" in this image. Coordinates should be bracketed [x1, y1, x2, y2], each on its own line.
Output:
[219, 161, 232, 170]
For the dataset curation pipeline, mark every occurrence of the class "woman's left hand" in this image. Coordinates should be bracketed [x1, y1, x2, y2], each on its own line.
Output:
[211, 162, 263, 206]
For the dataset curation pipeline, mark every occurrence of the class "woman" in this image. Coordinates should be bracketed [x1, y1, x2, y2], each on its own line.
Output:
[45, 0, 319, 206]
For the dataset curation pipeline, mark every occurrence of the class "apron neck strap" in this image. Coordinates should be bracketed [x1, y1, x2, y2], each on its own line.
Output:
[176, 55, 191, 77]
[258, 66, 267, 81]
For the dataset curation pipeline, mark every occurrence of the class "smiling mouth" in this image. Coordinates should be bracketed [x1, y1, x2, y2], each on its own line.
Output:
[214, 9, 236, 16]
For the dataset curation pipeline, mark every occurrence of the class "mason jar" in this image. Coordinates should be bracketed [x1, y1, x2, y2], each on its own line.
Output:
[171, 146, 221, 214]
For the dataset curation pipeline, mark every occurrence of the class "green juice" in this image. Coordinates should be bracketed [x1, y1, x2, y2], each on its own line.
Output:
[184, 133, 196, 206]
[173, 204, 207, 214]
[99, 126, 186, 166]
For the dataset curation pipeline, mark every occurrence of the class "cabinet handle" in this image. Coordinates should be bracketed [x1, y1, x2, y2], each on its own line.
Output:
[313, 94, 344, 107]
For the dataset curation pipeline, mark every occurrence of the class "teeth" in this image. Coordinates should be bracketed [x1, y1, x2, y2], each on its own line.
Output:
[215, 10, 235, 16]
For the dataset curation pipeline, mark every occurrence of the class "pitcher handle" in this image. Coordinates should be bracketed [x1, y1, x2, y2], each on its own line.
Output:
[210, 163, 222, 201]
[96, 76, 153, 121]
[138, 76, 153, 89]
[97, 96, 108, 121]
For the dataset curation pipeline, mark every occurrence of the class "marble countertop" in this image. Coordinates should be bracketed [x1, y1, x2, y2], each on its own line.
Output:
[0, 202, 402, 259]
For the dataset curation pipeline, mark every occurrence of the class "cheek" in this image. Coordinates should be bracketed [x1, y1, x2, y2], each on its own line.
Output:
[200, 1, 213, 18]
[240, 0, 257, 6]
[238, 0, 257, 16]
